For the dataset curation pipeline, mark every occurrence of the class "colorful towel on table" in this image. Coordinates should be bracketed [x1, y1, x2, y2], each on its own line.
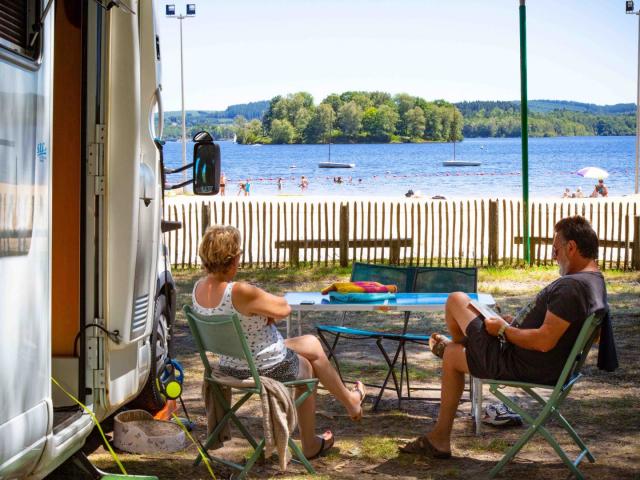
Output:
[328, 292, 396, 303]
[321, 281, 398, 295]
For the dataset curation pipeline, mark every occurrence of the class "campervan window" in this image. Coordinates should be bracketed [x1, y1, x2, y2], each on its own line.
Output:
[0, 0, 42, 66]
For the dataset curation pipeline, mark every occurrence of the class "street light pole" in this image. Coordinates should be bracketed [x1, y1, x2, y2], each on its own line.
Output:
[179, 14, 186, 185]
[166, 4, 196, 189]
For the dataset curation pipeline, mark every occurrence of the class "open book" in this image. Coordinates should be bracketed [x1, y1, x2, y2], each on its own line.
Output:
[469, 299, 503, 321]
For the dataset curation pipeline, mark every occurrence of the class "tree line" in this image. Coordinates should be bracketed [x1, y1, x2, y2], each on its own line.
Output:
[459, 101, 636, 138]
[235, 91, 463, 144]
[161, 96, 636, 143]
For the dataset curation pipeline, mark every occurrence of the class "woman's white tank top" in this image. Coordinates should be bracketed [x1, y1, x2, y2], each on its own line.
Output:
[191, 280, 287, 370]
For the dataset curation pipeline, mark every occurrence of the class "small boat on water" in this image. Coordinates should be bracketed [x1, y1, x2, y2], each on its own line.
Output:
[442, 140, 481, 167]
[318, 161, 355, 168]
[318, 110, 355, 169]
[443, 160, 481, 167]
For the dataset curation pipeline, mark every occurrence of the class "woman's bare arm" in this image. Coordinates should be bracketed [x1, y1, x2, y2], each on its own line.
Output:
[231, 282, 291, 321]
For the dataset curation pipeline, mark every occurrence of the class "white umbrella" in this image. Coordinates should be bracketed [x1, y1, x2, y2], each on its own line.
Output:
[576, 167, 609, 179]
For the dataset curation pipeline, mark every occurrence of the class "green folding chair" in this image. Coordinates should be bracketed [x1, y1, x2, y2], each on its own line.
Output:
[183, 305, 319, 479]
[481, 310, 605, 479]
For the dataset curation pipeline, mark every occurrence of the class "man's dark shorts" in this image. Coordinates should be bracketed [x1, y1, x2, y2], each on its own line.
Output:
[464, 315, 510, 380]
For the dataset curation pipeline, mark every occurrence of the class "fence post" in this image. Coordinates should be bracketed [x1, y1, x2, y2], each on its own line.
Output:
[632, 216, 640, 270]
[389, 241, 400, 265]
[201, 203, 211, 236]
[488, 200, 499, 266]
[339, 203, 349, 267]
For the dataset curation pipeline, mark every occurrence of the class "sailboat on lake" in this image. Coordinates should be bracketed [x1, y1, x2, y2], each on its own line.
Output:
[443, 139, 481, 167]
[318, 110, 355, 168]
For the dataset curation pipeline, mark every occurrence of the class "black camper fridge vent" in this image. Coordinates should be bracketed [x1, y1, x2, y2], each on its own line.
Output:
[130, 294, 150, 338]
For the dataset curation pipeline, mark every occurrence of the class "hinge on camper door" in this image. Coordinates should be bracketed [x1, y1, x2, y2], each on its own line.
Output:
[88, 124, 106, 196]
[86, 322, 106, 392]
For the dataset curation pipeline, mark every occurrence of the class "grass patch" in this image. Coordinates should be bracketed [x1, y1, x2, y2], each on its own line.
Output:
[336, 360, 436, 385]
[467, 437, 510, 454]
[360, 436, 398, 461]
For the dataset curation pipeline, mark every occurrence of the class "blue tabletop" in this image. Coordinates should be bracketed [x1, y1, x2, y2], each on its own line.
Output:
[285, 292, 495, 311]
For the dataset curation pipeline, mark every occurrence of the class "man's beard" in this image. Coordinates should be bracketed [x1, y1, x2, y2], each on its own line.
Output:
[558, 262, 568, 276]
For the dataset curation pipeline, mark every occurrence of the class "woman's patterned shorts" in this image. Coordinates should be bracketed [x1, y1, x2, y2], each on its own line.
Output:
[219, 348, 300, 382]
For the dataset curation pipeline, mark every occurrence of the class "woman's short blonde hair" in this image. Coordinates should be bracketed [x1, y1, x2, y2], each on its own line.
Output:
[199, 225, 242, 274]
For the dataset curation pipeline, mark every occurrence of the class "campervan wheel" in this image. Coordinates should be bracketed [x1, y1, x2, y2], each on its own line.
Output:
[131, 293, 173, 412]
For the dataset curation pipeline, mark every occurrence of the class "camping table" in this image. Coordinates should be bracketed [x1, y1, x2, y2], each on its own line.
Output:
[284, 291, 496, 408]
[284, 292, 496, 337]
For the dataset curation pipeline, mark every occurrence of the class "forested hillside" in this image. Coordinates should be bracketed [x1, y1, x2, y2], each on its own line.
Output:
[457, 100, 636, 137]
[161, 97, 636, 142]
[163, 101, 268, 140]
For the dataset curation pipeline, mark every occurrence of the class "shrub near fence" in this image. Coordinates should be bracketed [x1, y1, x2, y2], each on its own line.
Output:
[163, 197, 640, 271]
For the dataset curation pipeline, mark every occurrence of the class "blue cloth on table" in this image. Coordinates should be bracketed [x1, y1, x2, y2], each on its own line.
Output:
[328, 292, 396, 303]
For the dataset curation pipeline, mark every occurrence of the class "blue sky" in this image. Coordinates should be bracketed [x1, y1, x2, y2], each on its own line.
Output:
[154, 0, 639, 111]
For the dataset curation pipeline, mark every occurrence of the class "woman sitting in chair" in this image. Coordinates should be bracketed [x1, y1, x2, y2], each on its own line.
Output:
[193, 225, 366, 459]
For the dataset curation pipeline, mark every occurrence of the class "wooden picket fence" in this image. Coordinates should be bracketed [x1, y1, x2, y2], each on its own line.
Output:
[163, 197, 640, 271]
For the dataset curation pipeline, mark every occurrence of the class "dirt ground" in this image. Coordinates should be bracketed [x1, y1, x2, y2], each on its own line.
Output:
[60, 266, 639, 479]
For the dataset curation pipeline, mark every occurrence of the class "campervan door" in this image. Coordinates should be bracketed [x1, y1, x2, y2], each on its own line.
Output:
[0, 3, 54, 477]
[96, 0, 164, 413]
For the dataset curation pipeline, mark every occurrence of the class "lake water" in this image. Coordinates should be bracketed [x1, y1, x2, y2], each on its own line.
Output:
[162, 136, 638, 199]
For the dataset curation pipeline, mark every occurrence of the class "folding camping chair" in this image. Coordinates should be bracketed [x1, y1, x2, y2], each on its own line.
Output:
[480, 310, 605, 479]
[183, 305, 318, 479]
[397, 267, 478, 401]
[315, 262, 415, 410]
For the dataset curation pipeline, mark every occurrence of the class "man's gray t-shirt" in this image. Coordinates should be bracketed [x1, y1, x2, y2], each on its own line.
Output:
[503, 271, 607, 385]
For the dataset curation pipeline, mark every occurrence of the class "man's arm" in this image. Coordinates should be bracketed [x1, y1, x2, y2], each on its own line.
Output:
[484, 310, 571, 352]
[232, 282, 292, 321]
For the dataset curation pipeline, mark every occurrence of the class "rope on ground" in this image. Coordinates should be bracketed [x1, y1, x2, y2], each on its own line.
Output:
[51, 377, 128, 476]
[172, 413, 217, 479]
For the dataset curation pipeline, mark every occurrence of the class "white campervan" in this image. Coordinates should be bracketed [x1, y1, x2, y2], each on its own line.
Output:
[0, 2, 217, 478]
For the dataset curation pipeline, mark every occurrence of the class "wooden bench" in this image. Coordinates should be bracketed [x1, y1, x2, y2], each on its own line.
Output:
[274, 238, 413, 266]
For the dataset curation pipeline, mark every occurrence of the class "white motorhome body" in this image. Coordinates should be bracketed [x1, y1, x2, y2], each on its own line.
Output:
[0, 1, 175, 478]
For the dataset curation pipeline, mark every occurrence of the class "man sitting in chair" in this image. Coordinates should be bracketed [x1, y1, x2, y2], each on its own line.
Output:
[400, 216, 610, 459]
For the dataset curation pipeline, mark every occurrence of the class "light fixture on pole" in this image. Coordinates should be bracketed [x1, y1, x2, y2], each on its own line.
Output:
[627, 0, 640, 194]
[166, 3, 196, 189]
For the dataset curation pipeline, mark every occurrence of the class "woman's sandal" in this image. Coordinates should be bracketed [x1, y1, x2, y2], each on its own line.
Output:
[307, 431, 335, 460]
[350, 380, 367, 421]
[428, 333, 451, 359]
[399, 435, 452, 459]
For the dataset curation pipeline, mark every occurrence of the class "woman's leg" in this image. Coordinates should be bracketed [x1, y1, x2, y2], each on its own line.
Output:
[285, 335, 362, 418]
[293, 355, 331, 456]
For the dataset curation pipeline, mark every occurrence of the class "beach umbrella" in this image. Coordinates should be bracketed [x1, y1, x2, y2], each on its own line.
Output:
[576, 167, 609, 179]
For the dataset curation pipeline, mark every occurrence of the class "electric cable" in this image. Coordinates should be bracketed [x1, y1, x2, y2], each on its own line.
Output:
[73, 323, 120, 357]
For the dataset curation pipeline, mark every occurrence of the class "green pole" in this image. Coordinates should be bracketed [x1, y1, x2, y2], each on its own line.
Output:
[519, 0, 531, 264]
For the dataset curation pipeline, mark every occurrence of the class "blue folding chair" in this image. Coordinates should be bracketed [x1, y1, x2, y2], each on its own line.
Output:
[395, 267, 478, 402]
[315, 262, 415, 409]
